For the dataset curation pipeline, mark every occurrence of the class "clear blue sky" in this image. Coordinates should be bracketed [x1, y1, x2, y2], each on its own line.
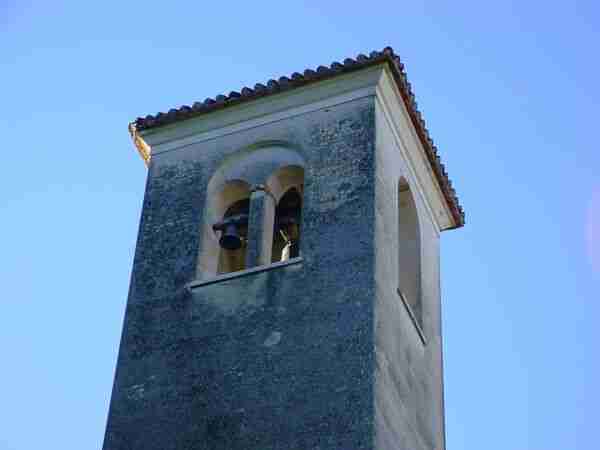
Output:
[1, 1, 598, 449]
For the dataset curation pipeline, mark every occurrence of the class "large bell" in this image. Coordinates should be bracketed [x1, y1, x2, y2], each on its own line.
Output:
[213, 213, 248, 251]
[219, 222, 242, 250]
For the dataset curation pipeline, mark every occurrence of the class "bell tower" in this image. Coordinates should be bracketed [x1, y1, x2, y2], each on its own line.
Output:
[103, 48, 464, 450]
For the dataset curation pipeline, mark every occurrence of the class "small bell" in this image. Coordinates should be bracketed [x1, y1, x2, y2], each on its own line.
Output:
[213, 213, 248, 251]
[219, 223, 242, 250]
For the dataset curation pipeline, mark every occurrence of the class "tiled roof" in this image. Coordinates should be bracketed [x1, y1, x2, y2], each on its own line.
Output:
[131, 47, 464, 227]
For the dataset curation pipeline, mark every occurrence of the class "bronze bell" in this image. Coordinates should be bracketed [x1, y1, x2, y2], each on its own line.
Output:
[219, 222, 242, 250]
[212, 213, 248, 251]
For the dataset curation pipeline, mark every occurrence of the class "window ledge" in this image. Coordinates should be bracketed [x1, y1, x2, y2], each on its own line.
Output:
[396, 288, 427, 346]
[187, 257, 303, 290]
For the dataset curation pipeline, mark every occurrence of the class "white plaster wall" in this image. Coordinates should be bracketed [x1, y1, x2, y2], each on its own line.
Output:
[374, 96, 445, 450]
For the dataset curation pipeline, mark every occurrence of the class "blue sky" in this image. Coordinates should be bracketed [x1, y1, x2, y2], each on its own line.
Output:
[1, 1, 598, 449]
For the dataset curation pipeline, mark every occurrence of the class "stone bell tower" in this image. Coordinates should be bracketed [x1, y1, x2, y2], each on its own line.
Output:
[103, 47, 464, 450]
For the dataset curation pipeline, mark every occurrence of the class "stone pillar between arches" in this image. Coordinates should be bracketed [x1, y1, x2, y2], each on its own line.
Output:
[245, 185, 276, 268]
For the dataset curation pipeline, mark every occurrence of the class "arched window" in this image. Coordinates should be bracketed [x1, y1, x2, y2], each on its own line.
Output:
[197, 146, 305, 279]
[398, 179, 422, 326]
[199, 180, 251, 277]
[266, 165, 304, 263]
[272, 187, 303, 262]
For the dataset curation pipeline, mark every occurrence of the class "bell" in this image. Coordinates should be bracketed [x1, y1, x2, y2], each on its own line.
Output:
[219, 222, 242, 250]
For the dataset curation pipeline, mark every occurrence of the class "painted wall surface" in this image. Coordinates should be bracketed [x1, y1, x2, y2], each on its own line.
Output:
[374, 99, 444, 450]
[103, 97, 380, 449]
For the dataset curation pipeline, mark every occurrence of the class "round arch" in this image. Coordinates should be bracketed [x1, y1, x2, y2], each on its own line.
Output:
[197, 144, 305, 278]
[397, 177, 423, 326]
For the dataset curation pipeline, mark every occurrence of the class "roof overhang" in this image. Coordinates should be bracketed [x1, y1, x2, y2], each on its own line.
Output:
[128, 48, 464, 228]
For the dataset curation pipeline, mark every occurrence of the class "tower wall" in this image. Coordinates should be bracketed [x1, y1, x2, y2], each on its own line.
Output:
[104, 97, 381, 449]
[105, 62, 454, 450]
[374, 100, 445, 450]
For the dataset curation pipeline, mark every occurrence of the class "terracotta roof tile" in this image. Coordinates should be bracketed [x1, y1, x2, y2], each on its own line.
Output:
[131, 47, 465, 227]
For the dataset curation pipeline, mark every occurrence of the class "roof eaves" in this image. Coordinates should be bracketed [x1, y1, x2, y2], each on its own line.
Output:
[129, 47, 464, 227]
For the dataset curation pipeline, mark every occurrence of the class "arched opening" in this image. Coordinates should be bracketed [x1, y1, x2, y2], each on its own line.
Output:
[199, 180, 251, 277]
[265, 165, 304, 263]
[272, 187, 303, 262]
[398, 179, 422, 326]
[197, 146, 306, 279]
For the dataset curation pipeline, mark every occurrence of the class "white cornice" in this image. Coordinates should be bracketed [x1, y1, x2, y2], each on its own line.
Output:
[375, 67, 455, 231]
[138, 65, 385, 154]
[129, 62, 456, 230]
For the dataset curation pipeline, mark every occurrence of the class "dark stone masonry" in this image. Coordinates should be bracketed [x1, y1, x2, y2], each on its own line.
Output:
[104, 101, 381, 449]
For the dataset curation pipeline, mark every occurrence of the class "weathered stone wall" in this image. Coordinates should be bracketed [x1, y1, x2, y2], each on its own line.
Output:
[104, 97, 380, 450]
